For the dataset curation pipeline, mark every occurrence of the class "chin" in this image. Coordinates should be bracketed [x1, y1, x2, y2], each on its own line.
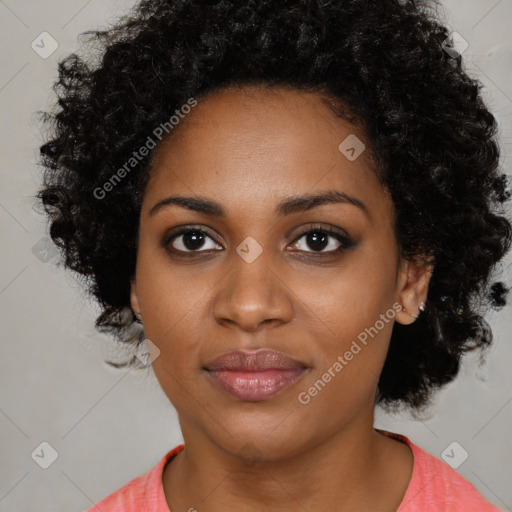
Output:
[204, 412, 313, 463]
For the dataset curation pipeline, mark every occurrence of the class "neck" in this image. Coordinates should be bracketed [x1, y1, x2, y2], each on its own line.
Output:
[163, 409, 412, 512]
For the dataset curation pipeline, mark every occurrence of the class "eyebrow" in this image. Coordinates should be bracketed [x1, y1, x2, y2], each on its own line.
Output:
[148, 189, 369, 218]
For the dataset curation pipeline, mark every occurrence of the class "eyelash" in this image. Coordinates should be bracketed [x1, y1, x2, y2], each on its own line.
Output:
[163, 224, 355, 258]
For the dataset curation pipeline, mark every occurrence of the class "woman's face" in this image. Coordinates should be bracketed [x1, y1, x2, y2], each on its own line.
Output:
[130, 85, 429, 461]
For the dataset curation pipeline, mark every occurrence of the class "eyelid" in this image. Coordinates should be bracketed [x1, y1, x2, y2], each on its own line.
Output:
[290, 223, 352, 242]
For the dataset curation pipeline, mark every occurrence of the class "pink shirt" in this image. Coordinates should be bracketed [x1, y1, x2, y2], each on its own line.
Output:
[86, 430, 503, 511]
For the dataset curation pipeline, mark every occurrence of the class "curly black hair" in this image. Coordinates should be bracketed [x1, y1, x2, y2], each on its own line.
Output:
[35, 0, 512, 412]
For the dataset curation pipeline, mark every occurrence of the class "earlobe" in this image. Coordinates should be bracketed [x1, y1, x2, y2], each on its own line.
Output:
[400, 301, 426, 321]
[394, 259, 433, 325]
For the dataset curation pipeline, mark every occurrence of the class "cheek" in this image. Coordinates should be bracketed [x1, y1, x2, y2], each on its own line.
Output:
[136, 241, 207, 335]
[290, 243, 397, 393]
[293, 290, 395, 429]
[293, 245, 396, 341]
[134, 253, 210, 390]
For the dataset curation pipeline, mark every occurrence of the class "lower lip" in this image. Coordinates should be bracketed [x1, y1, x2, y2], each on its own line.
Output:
[206, 368, 306, 401]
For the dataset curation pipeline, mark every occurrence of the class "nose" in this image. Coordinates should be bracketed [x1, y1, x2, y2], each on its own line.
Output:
[212, 248, 295, 333]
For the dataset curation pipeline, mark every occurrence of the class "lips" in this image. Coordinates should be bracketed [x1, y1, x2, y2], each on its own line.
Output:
[204, 349, 308, 401]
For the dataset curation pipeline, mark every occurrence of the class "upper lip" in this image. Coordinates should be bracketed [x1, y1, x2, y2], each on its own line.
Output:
[204, 349, 307, 371]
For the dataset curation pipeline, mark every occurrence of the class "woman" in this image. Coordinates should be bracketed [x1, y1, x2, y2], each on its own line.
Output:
[36, 0, 511, 510]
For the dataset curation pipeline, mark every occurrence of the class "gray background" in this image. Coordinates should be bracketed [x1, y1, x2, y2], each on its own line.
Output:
[0, 0, 511, 510]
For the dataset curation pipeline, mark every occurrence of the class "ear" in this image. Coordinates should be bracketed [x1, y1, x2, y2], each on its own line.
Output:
[130, 277, 142, 321]
[394, 257, 433, 325]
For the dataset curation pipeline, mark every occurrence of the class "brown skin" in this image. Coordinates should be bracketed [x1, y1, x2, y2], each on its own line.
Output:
[130, 85, 432, 512]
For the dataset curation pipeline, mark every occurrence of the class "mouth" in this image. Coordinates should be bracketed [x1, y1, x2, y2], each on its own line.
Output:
[203, 349, 309, 401]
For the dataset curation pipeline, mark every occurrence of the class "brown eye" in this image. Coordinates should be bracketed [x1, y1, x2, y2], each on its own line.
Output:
[290, 225, 355, 254]
[164, 228, 222, 254]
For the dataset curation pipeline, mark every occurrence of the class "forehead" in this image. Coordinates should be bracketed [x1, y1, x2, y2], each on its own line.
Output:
[144, 85, 392, 223]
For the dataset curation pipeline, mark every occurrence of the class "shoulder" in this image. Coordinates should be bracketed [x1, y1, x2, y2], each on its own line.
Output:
[84, 469, 152, 512]
[84, 444, 185, 512]
[378, 430, 503, 512]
